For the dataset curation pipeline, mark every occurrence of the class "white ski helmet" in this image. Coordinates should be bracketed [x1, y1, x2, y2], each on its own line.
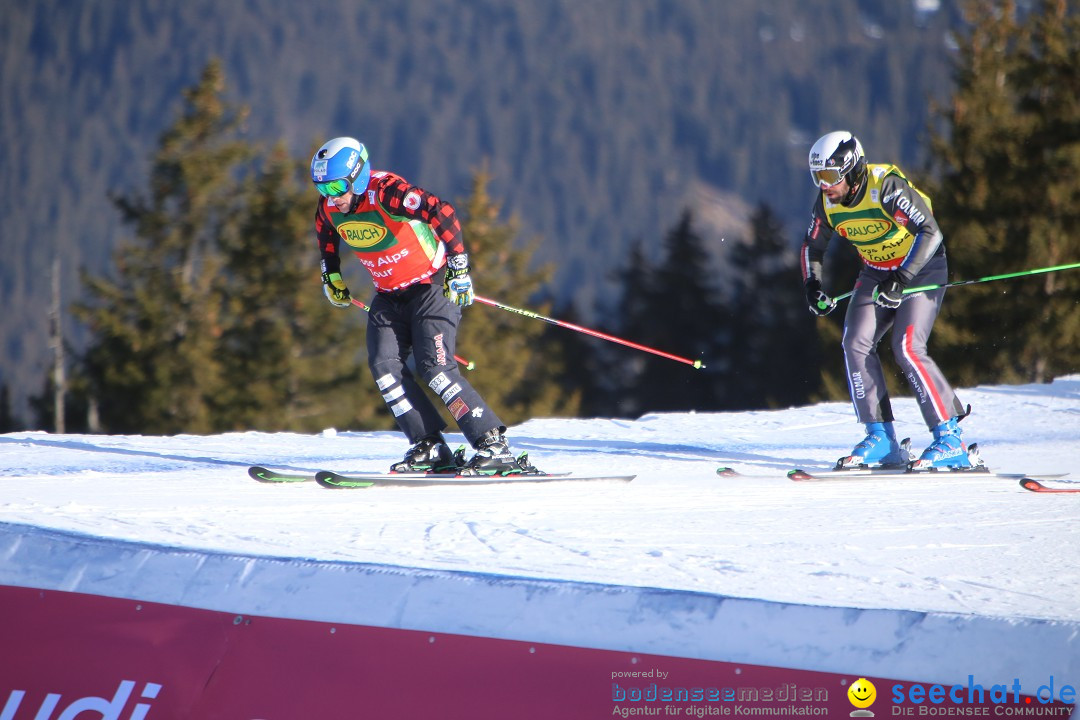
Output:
[310, 137, 370, 197]
[808, 131, 866, 201]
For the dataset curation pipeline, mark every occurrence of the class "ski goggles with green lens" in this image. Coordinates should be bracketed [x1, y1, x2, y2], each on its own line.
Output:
[315, 178, 351, 197]
[810, 167, 845, 188]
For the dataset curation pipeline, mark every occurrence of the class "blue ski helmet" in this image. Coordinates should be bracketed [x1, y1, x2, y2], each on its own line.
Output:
[310, 137, 370, 197]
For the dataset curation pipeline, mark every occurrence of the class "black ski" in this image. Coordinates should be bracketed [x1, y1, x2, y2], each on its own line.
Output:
[248, 466, 314, 483]
[248, 465, 635, 488]
[785, 440, 1066, 482]
[788, 467, 1068, 482]
[314, 469, 635, 489]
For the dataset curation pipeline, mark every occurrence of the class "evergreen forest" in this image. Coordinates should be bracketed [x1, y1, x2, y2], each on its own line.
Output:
[2, 0, 1078, 434]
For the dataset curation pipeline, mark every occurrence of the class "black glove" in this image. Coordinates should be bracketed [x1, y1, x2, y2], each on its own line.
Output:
[321, 271, 352, 308]
[874, 273, 906, 310]
[805, 279, 836, 317]
[443, 253, 474, 307]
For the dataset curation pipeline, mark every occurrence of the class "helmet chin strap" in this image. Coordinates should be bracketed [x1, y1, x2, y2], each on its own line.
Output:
[841, 179, 863, 207]
[347, 190, 362, 213]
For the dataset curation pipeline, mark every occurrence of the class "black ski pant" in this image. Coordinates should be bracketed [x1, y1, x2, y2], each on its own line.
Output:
[366, 281, 504, 447]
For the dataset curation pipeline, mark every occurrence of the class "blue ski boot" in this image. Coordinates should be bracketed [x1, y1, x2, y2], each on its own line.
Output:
[911, 417, 974, 471]
[836, 422, 907, 469]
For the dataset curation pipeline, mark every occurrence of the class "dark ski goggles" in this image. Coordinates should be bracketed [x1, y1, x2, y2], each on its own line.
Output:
[315, 178, 351, 197]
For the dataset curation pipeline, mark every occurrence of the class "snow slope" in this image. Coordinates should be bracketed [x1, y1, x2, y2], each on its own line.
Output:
[1, 376, 1079, 700]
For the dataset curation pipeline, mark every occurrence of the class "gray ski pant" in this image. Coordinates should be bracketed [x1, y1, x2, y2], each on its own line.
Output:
[841, 255, 964, 429]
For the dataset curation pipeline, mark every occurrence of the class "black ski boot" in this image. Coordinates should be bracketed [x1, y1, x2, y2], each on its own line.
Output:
[390, 434, 459, 473]
[461, 429, 527, 476]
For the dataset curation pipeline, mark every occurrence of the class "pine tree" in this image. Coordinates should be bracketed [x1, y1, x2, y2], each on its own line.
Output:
[75, 61, 248, 434]
[610, 209, 727, 414]
[75, 63, 391, 434]
[727, 204, 823, 409]
[572, 240, 654, 417]
[0, 384, 17, 432]
[215, 143, 381, 432]
[929, 0, 1080, 385]
[454, 169, 581, 425]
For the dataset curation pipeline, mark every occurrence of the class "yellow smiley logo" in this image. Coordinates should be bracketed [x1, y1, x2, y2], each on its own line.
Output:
[848, 677, 877, 709]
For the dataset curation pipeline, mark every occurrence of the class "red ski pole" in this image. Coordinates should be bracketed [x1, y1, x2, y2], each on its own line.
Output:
[474, 295, 705, 369]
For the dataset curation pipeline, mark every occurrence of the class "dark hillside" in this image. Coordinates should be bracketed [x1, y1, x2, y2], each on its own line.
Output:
[0, 0, 958, 422]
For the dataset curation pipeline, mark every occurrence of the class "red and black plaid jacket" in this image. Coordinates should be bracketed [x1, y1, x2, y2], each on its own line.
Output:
[316, 171, 466, 286]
